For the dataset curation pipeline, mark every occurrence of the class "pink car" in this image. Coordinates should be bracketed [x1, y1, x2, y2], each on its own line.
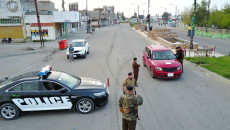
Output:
[143, 45, 182, 78]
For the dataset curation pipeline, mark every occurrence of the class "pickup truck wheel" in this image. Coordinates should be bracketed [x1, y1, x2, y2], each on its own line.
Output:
[0, 103, 20, 120]
[150, 67, 156, 78]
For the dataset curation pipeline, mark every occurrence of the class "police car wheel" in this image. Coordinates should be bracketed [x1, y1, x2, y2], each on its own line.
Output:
[0, 103, 20, 120]
[76, 98, 94, 114]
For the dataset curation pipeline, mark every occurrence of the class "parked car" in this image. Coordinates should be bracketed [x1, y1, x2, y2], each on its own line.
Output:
[0, 65, 109, 120]
[66, 39, 89, 59]
[142, 45, 182, 78]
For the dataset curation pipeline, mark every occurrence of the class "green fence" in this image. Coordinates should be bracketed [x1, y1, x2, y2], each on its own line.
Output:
[195, 31, 230, 40]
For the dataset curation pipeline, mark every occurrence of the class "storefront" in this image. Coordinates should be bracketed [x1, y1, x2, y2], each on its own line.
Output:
[30, 23, 56, 41]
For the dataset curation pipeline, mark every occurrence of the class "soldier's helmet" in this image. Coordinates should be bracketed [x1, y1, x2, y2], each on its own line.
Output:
[127, 85, 134, 91]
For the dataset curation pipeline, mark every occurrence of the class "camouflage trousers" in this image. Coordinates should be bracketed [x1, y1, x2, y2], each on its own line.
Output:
[122, 118, 137, 130]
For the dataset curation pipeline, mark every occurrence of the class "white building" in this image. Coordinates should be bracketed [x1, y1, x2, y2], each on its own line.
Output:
[24, 11, 80, 40]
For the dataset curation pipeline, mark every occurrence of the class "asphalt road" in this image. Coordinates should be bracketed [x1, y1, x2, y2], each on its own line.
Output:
[1, 23, 230, 130]
[151, 22, 230, 56]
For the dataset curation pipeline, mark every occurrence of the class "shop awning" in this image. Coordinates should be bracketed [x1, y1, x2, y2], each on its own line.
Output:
[30, 23, 55, 27]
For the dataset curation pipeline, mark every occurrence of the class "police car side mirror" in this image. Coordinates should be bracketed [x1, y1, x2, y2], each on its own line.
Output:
[60, 88, 68, 93]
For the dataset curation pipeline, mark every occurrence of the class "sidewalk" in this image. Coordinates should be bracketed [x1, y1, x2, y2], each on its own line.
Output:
[132, 27, 224, 57]
[0, 28, 100, 58]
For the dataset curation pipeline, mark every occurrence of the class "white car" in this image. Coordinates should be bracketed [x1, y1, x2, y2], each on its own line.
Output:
[66, 39, 89, 59]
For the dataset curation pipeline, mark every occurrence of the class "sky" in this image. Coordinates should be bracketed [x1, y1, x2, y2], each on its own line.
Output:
[51, 0, 229, 17]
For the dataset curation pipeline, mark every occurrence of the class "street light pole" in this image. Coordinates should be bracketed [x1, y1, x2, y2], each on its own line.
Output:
[132, 3, 145, 21]
[170, 4, 177, 27]
[206, 0, 211, 32]
[190, 0, 197, 49]
[147, 0, 150, 31]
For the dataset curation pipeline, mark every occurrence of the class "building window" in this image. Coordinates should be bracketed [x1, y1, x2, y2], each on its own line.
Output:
[0, 19, 21, 24]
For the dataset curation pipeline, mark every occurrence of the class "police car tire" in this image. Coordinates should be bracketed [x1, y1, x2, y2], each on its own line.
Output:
[76, 98, 94, 114]
[0, 103, 20, 120]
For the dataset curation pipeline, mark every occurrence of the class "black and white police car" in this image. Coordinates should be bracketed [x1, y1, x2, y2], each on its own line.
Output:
[0, 65, 109, 120]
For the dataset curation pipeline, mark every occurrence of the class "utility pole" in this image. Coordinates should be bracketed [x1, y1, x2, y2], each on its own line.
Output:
[170, 4, 177, 27]
[132, 3, 145, 21]
[62, 0, 65, 11]
[206, 0, 211, 32]
[34, 0, 44, 47]
[190, 0, 197, 49]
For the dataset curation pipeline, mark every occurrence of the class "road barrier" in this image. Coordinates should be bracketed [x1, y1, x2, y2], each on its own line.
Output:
[195, 31, 230, 40]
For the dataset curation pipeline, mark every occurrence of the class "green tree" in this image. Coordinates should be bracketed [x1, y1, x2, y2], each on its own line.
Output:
[209, 9, 224, 28]
[195, 0, 208, 27]
[131, 12, 137, 19]
[121, 12, 125, 21]
[223, 3, 230, 13]
[181, 6, 193, 25]
[162, 12, 171, 21]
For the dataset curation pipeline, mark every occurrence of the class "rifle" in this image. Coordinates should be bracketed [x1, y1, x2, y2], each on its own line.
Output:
[129, 105, 140, 120]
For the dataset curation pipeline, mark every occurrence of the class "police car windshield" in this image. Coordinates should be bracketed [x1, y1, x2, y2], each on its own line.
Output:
[71, 42, 84, 47]
[57, 73, 80, 89]
[152, 51, 175, 60]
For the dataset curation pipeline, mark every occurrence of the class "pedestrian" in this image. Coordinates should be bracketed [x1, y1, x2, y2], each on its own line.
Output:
[118, 85, 143, 130]
[122, 72, 136, 95]
[132, 58, 140, 87]
[175, 46, 184, 72]
[69, 44, 74, 62]
[2, 37, 6, 44]
[8, 37, 12, 43]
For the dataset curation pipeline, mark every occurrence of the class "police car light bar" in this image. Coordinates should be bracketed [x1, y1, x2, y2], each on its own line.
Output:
[37, 65, 52, 77]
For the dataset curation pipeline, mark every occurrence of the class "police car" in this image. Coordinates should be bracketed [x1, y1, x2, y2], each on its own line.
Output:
[0, 65, 109, 120]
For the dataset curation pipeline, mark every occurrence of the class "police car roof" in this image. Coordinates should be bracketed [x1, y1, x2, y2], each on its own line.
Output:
[13, 71, 62, 81]
[0, 71, 63, 89]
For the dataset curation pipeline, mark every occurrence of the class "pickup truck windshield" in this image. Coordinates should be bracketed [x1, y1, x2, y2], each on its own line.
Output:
[152, 51, 175, 60]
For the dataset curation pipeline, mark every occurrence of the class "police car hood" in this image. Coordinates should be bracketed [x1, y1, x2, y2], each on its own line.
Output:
[77, 77, 106, 89]
[154, 59, 181, 68]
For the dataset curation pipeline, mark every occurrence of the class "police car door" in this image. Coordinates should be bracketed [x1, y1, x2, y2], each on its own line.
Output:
[39, 80, 73, 110]
[9, 80, 43, 111]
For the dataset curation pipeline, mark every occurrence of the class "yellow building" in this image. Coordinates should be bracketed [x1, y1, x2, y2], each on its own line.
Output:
[0, 0, 25, 39]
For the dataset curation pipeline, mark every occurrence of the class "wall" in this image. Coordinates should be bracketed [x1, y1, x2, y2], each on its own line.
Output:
[24, 15, 54, 38]
[0, 0, 23, 18]
[0, 26, 24, 39]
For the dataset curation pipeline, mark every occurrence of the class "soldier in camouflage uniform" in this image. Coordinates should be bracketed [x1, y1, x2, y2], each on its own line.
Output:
[118, 85, 143, 130]
[122, 72, 136, 94]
